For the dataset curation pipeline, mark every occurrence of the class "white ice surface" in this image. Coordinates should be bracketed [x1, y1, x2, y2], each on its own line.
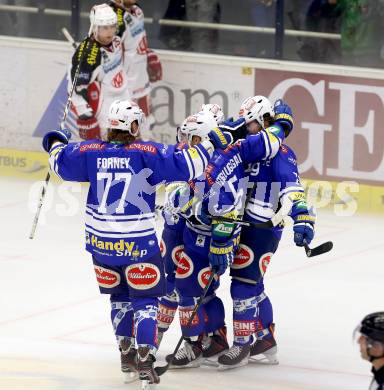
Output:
[0, 178, 383, 390]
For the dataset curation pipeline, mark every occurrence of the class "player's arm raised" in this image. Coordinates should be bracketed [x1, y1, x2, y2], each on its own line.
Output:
[42, 128, 89, 182]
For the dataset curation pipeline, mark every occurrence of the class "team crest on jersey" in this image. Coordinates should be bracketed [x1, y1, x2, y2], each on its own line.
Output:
[125, 263, 160, 290]
[94, 265, 121, 288]
[171, 245, 185, 266]
[232, 244, 254, 269]
[259, 252, 273, 275]
[137, 36, 148, 55]
[175, 252, 193, 279]
[112, 70, 124, 88]
[280, 145, 288, 154]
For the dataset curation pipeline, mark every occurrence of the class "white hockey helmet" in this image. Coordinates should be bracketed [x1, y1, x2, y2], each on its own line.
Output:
[239, 95, 274, 128]
[179, 111, 218, 144]
[201, 103, 225, 125]
[90, 4, 117, 30]
[108, 100, 145, 137]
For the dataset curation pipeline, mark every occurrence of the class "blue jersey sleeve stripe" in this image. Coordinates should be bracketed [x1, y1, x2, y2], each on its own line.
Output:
[194, 144, 210, 166]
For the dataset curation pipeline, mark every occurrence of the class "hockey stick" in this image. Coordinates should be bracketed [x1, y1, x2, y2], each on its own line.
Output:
[154, 271, 216, 376]
[155, 195, 292, 230]
[304, 240, 333, 258]
[29, 28, 93, 239]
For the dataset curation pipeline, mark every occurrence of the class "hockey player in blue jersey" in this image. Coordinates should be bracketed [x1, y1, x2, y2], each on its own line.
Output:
[205, 96, 315, 370]
[41, 99, 230, 387]
[157, 104, 226, 344]
[162, 112, 231, 369]
[157, 101, 290, 369]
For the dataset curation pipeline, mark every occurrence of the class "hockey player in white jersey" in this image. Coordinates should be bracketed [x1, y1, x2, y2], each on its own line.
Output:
[69, 4, 131, 141]
[41, 99, 229, 387]
[110, 0, 162, 125]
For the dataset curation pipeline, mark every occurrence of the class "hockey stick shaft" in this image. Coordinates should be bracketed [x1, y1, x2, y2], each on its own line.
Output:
[155, 272, 216, 376]
[29, 31, 92, 239]
[156, 196, 292, 229]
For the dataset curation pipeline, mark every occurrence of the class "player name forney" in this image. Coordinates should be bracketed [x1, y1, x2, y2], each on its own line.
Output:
[97, 157, 131, 169]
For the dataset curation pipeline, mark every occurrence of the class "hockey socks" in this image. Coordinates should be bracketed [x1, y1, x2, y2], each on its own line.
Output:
[178, 296, 205, 338]
[132, 297, 159, 354]
[111, 294, 135, 339]
[157, 290, 179, 333]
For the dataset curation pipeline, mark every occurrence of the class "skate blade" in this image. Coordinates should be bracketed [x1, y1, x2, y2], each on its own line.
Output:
[249, 346, 279, 365]
[123, 371, 139, 383]
[203, 357, 219, 367]
[249, 355, 279, 365]
[203, 350, 229, 367]
[217, 358, 249, 371]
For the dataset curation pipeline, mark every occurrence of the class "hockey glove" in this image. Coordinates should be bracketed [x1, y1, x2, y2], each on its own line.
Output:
[293, 214, 315, 246]
[147, 49, 162, 82]
[208, 128, 230, 150]
[209, 240, 234, 276]
[77, 115, 101, 140]
[208, 220, 236, 275]
[220, 117, 247, 142]
[274, 99, 294, 135]
[42, 128, 72, 152]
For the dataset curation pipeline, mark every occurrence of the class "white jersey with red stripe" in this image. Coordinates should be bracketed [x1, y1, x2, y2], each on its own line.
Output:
[113, 3, 151, 99]
[69, 35, 131, 137]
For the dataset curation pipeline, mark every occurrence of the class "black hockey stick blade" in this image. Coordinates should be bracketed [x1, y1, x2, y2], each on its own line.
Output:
[304, 241, 333, 258]
[154, 272, 216, 376]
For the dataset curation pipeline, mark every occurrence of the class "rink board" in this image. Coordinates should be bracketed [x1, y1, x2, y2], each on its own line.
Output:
[1, 36, 384, 188]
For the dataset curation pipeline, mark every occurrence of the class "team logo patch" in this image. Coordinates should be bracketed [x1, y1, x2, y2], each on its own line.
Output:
[94, 265, 120, 288]
[125, 263, 160, 290]
[175, 252, 193, 279]
[259, 252, 273, 275]
[171, 245, 185, 267]
[196, 235, 206, 247]
[231, 244, 254, 269]
[112, 70, 124, 88]
[197, 267, 218, 289]
[160, 239, 166, 258]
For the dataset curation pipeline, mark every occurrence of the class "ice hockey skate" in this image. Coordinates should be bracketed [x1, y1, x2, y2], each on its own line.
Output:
[217, 344, 250, 371]
[249, 334, 279, 365]
[165, 338, 203, 369]
[137, 346, 160, 389]
[202, 328, 229, 366]
[119, 337, 139, 383]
